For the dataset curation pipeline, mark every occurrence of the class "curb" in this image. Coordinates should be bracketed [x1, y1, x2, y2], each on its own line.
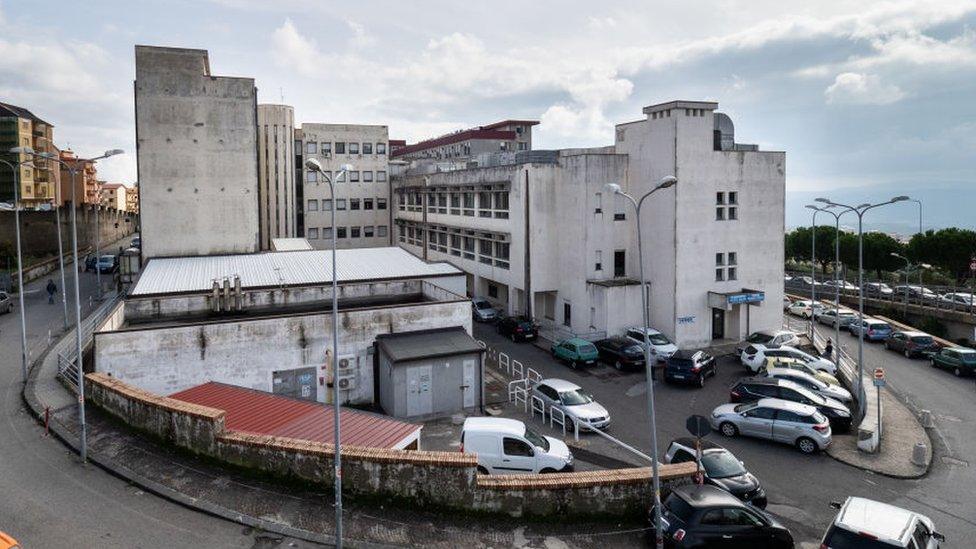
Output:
[21, 326, 398, 549]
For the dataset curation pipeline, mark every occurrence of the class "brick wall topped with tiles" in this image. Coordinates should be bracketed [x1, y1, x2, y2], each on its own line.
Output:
[85, 372, 695, 517]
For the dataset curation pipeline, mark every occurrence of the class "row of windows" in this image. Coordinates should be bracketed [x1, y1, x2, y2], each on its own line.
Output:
[307, 225, 388, 240]
[305, 170, 387, 183]
[716, 251, 738, 281]
[303, 141, 387, 156]
[398, 189, 509, 219]
[716, 191, 739, 221]
[398, 225, 511, 269]
[306, 197, 387, 211]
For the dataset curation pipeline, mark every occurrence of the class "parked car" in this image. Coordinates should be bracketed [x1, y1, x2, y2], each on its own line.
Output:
[885, 330, 941, 358]
[863, 282, 895, 297]
[927, 347, 976, 377]
[551, 337, 599, 369]
[741, 344, 837, 376]
[787, 299, 824, 319]
[821, 497, 945, 548]
[130, 236, 141, 249]
[782, 296, 792, 311]
[815, 308, 858, 330]
[460, 417, 573, 475]
[710, 398, 832, 454]
[894, 285, 940, 304]
[594, 337, 645, 370]
[647, 485, 793, 548]
[823, 279, 859, 292]
[940, 292, 975, 309]
[96, 254, 118, 274]
[624, 327, 678, 362]
[471, 297, 499, 323]
[532, 378, 610, 431]
[496, 315, 538, 342]
[737, 330, 800, 354]
[664, 438, 767, 508]
[761, 356, 841, 385]
[664, 350, 717, 388]
[0, 291, 12, 314]
[849, 318, 894, 341]
[763, 366, 852, 405]
[0, 530, 19, 549]
[729, 377, 851, 431]
[793, 276, 822, 288]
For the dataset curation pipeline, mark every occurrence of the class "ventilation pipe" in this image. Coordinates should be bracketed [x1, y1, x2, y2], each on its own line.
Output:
[233, 275, 242, 311]
[211, 280, 221, 313]
[222, 277, 231, 312]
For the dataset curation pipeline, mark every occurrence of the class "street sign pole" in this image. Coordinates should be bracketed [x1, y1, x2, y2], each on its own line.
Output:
[873, 368, 885, 438]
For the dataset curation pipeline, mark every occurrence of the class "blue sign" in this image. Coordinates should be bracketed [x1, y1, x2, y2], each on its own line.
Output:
[728, 292, 765, 305]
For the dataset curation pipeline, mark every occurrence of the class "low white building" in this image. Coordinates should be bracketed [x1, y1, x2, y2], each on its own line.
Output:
[393, 100, 785, 348]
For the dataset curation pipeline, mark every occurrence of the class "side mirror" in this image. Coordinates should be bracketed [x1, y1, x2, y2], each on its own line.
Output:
[932, 532, 946, 542]
[739, 460, 745, 466]
[828, 501, 842, 510]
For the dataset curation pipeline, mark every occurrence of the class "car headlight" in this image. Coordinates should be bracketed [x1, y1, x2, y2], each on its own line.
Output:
[835, 410, 849, 417]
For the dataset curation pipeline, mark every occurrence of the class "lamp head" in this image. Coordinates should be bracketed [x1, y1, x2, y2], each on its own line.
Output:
[10, 146, 35, 155]
[805, 205, 819, 211]
[104, 149, 124, 157]
[604, 183, 622, 195]
[891, 195, 910, 202]
[339, 163, 354, 172]
[815, 197, 830, 204]
[38, 152, 58, 160]
[657, 175, 677, 189]
[856, 203, 871, 209]
[920, 263, 932, 269]
[305, 158, 324, 172]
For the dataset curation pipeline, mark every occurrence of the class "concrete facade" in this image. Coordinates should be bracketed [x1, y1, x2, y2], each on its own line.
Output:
[297, 123, 391, 250]
[100, 183, 128, 211]
[58, 150, 101, 207]
[134, 45, 260, 259]
[0, 101, 59, 207]
[257, 104, 296, 250]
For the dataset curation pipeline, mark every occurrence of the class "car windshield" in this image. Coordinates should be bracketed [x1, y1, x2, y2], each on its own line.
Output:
[870, 323, 891, 330]
[523, 426, 550, 452]
[701, 451, 746, 479]
[474, 301, 491, 309]
[560, 389, 593, 406]
[910, 336, 933, 344]
[960, 352, 976, 364]
[579, 344, 597, 355]
[647, 334, 671, 345]
[822, 525, 890, 548]
[99, 255, 113, 262]
[746, 333, 774, 344]
[733, 403, 756, 413]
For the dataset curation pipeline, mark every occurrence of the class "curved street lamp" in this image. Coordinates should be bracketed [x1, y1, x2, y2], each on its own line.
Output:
[806, 205, 845, 365]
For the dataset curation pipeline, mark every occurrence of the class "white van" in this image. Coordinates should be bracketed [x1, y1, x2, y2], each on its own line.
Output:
[821, 497, 945, 548]
[461, 417, 573, 475]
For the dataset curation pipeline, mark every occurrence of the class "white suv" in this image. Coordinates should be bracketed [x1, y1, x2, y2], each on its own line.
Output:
[821, 497, 945, 548]
[460, 417, 573, 475]
[624, 327, 678, 362]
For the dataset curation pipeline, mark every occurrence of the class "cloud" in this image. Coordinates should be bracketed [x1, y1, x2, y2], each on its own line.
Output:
[824, 72, 906, 105]
[270, 18, 321, 76]
[587, 16, 617, 30]
[345, 19, 375, 48]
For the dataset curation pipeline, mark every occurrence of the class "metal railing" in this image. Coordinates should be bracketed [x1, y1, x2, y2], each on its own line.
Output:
[56, 291, 123, 392]
[785, 274, 976, 318]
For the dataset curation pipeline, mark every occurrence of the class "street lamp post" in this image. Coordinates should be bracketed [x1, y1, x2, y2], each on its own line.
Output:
[808, 207, 820, 337]
[33, 136, 69, 329]
[305, 158, 352, 549]
[806, 205, 844, 365]
[909, 199, 923, 291]
[1, 152, 30, 382]
[890, 253, 911, 316]
[815, 196, 909, 412]
[606, 175, 677, 549]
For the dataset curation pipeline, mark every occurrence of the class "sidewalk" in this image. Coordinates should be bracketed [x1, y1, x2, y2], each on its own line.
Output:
[24, 322, 653, 548]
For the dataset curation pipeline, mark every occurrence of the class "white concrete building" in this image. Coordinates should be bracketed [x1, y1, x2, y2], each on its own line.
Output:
[297, 123, 391, 250]
[393, 101, 785, 349]
[134, 45, 260, 259]
[257, 104, 296, 250]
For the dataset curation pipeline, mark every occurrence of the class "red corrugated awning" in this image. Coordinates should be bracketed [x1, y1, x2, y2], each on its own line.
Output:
[169, 382, 421, 449]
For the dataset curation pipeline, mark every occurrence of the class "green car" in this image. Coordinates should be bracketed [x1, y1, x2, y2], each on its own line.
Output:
[927, 347, 976, 377]
[551, 337, 600, 369]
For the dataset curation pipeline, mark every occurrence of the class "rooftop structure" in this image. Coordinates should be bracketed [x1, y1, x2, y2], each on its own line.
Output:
[391, 119, 538, 161]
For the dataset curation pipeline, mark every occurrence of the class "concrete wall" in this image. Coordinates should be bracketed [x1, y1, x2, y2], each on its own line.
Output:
[0, 205, 137, 260]
[257, 104, 296, 250]
[85, 372, 696, 518]
[134, 45, 260, 259]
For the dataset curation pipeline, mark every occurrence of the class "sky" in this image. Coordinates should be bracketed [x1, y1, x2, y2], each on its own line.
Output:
[1, 1, 974, 230]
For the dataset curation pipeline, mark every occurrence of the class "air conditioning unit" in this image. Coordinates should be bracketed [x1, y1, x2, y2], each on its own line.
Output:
[337, 355, 357, 377]
[336, 374, 357, 390]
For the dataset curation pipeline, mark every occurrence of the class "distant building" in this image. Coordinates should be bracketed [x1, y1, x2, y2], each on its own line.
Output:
[100, 182, 128, 211]
[58, 150, 100, 206]
[134, 45, 260, 259]
[256, 104, 296, 250]
[391, 120, 538, 162]
[125, 185, 139, 214]
[0, 101, 59, 207]
[296, 123, 391, 250]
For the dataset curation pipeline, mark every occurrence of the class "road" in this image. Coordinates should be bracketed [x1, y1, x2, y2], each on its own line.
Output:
[475, 321, 969, 546]
[0, 236, 315, 548]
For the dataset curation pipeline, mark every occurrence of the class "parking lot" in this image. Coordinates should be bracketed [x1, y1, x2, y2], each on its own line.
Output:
[468, 321, 952, 547]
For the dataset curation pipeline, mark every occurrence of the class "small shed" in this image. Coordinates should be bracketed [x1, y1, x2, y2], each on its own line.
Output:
[375, 327, 485, 421]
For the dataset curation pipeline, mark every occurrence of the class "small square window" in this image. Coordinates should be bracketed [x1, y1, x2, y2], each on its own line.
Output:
[349, 142, 359, 154]
[716, 207, 725, 220]
[378, 225, 388, 237]
[322, 227, 332, 240]
[334, 142, 345, 154]
[728, 267, 737, 281]
[337, 226, 347, 238]
[715, 253, 724, 266]
[377, 143, 386, 154]
[376, 171, 387, 182]
[715, 268, 725, 282]
[306, 142, 317, 155]
[351, 226, 361, 238]
[336, 199, 347, 210]
[364, 225, 374, 237]
[728, 207, 737, 220]
[306, 170, 318, 183]
[362, 171, 373, 182]
[350, 199, 360, 210]
[364, 198, 373, 210]
[614, 212, 626, 221]
[307, 199, 318, 211]
[349, 171, 360, 183]
[716, 192, 725, 205]
[728, 191, 738, 205]
[363, 143, 373, 155]
[728, 252, 737, 265]
[321, 142, 331, 154]
[322, 199, 332, 211]
[307, 228, 319, 239]
[377, 198, 387, 210]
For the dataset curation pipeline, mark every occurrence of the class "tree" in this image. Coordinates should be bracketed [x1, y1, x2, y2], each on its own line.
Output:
[907, 228, 976, 281]
[785, 225, 838, 271]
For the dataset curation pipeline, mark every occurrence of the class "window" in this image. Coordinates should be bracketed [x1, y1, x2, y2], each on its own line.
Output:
[321, 142, 331, 155]
[462, 192, 475, 216]
[716, 207, 725, 220]
[378, 225, 388, 237]
[351, 226, 361, 238]
[716, 268, 725, 282]
[614, 197, 626, 220]
[377, 198, 387, 210]
[349, 171, 360, 183]
[479, 239, 492, 264]
[377, 142, 386, 154]
[323, 199, 332, 211]
[495, 242, 510, 269]
[363, 171, 373, 182]
[362, 142, 372, 155]
[307, 199, 318, 211]
[503, 437, 533, 457]
[493, 191, 509, 218]
[716, 253, 724, 266]
[363, 226, 374, 237]
[376, 170, 387, 182]
[716, 192, 725, 205]
[364, 198, 373, 210]
[728, 252, 737, 265]
[728, 267, 737, 281]
[518, 141, 527, 151]
[307, 228, 319, 239]
[306, 170, 318, 183]
[728, 206, 738, 220]
[463, 236, 475, 260]
[728, 191, 737, 205]
[478, 191, 492, 218]
[450, 234, 462, 256]
[336, 199, 347, 210]
[563, 303, 572, 327]
[337, 226, 347, 238]
[488, 283, 498, 298]
[322, 227, 332, 240]
[594, 192, 602, 214]
[349, 199, 360, 210]
[595, 250, 602, 271]
[306, 142, 317, 154]
[744, 406, 777, 419]
[614, 250, 626, 277]
[349, 142, 359, 154]
[450, 193, 461, 215]
[335, 142, 345, 154]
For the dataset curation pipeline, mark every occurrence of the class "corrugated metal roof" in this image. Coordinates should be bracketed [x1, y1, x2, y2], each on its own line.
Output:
[132, 246, 461, 296]
[169, 382, 421, 449]
[271, 238, 313, 252]
[376, 327, 485, 363]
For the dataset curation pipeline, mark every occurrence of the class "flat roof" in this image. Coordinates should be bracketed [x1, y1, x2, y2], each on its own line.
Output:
[170, 382, 422, 449]
[132, 246, 461, 296]
[376, 327, 485, 363]
[271, 237, 313, 252]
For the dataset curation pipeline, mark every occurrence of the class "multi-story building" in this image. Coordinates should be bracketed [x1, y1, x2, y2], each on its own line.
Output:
[296, 123, 391, 249]
[100, 182, 128, 211]
[256, 104, 296, 250]
[134, 45, 260, 259]
[0, 101, 59, 208]
[391, 120, 538, 162]
[125, 185, 139, 214]
[393, 101, 785, 349]
[58, 149, 101, 206]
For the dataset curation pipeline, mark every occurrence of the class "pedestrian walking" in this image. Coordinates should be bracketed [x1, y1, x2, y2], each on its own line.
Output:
[46, 279, 57, 304]
[824, 338, 834, 360]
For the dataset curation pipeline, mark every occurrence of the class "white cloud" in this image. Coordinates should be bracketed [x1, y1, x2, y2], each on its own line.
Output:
[345, 19, 375, 48]
[824, 72, 906, 105]
[270, 18, 321, 76]
[587, 16, 617, 30]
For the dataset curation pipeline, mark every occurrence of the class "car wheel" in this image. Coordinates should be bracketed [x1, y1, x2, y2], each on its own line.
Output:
[697, 375, 706, 388]
[614, 360, 623, 371]
[570, 360, 579, 370]
[511, 333, 517, 343]
[954, 367, 962, 377]
[720, 422, 738, 437]
[477, 466, 489, 475]
[796, 437, 818, 454]
[904, 349, 911, 359]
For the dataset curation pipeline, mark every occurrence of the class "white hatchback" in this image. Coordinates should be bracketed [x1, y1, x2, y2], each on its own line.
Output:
[624, 327, 678, 362]
[787, 300, 824, 318]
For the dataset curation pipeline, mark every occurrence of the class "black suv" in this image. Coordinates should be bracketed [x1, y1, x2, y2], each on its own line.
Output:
[730, 377, 852, 431]
[649, 485, 793, 548]
[664, 438, 767, 508]
[665, 350, 716, 388]
[495, 315, 538, 343]
[594, 337, 645, 370]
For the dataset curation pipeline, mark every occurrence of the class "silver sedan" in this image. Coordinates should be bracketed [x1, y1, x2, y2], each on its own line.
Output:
[710, 398, 832, 454]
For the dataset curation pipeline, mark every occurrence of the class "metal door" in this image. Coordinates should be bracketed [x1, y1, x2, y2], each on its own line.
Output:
[272, 367, 317, 401]
[712, 308, 725, 339]
[406, 364, 433, 417]
[461, 359, 477, 408]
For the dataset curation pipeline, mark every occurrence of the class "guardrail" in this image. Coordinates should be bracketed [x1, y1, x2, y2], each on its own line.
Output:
[55, 291, 124, 392]
[786, 278, 975, 318]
